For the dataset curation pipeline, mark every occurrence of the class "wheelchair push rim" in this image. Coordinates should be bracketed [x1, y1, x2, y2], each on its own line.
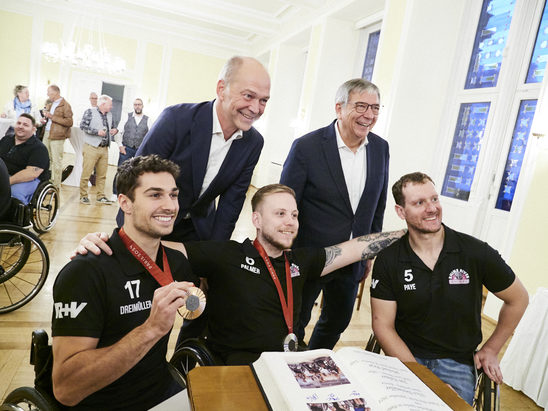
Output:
[0, 225, 49, 314]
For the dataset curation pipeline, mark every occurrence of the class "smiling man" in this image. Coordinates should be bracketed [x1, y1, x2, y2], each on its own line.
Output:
[77, 183, 405, 366]
[52, 155, 198, 409]
[0, 113, 49, 204]
[280, 78, 389, 350]
[128, 55, 270, 346]
[370, 172, 528, 405]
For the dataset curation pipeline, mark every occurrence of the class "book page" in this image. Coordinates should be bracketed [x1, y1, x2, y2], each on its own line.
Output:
[253, 349, 380, 411]
[335, 348, 451, 411]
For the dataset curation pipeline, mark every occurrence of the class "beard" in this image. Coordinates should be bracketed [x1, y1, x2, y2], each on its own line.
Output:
[261, 230, 295, 253]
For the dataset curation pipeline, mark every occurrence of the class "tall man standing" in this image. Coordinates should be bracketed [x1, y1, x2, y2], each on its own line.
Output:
[112, 98, 149, 197]
[42, 85, 73, 189]
[280, 79, 389, 349]
[79, 95, 118, 205]
[132, 55, 270, 345]
[371, 172, 528, 405]
[133, 56, 269, 242]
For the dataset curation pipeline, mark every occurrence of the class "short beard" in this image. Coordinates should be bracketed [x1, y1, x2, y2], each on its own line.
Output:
[261, 231, 294, 253]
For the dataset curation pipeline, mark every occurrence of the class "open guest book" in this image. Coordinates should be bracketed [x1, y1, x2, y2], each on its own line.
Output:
[252, 347, 452, 411]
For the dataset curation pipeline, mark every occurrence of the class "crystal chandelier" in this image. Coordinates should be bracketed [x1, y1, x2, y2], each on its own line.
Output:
[40, 21, 126, 74]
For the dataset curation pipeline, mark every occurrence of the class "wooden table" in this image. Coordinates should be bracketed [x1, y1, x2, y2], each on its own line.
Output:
[187, 363, 472, 410]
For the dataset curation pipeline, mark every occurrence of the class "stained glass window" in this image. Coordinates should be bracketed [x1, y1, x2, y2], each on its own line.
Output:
[442, 102, 491, 201]
[464, 0, 516, 89]
[362, 30, 380, 81]
[526, 2, 548, 83]
[495, 100, 537, 211]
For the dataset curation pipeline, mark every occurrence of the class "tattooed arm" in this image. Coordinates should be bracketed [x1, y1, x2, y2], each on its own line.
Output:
[320, 230, 406, 276]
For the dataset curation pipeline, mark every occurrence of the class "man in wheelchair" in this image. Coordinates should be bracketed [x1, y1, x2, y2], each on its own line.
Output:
[0, 113, 49, 205]
[51, 155, 198, 409]
[78, 183, 405, 366]
[370, 172, 529, 405]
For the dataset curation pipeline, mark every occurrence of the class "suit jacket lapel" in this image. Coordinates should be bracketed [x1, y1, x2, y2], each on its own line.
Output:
[323, 122, 353, 212]
[191, 101, 214, 199]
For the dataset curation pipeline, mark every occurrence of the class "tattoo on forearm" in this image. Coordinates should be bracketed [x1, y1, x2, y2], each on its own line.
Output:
[358, 231, 403, 260]
[324, 246, 342, 267]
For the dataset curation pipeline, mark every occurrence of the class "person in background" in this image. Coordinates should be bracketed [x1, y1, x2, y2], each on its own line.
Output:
[112, 98, 149, 200]
[42, 85, 73, 189]
[1, 85, 42, 135]
[79, 95, 118, 205]
[89, 92, 98, 108]
[0, 114, 49, 204]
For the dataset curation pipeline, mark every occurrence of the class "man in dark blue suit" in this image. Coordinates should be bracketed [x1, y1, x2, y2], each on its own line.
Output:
[132, 56, 270, 345]
[280, 79, 389, 349]
[130, 56, 270, 243]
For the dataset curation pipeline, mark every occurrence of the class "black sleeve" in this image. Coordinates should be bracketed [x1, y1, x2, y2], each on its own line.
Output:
[28, 143, 49, 171]
[183, 241, 218, 279]
[0, 159, 11, 219]
[370, 251, 397, 301]
[52, 258, 107, 338]
[289, 247, 326, 281]
[481, 244, 516, 293]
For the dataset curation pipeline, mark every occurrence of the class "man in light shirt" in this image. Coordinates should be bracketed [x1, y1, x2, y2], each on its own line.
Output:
[280, 79, 389, 350]
[124, 55, 270, 345]
[42, 85, 73, 189]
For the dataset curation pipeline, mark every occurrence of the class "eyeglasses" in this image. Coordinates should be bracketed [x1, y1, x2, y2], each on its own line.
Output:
[353, 103, 380, 115]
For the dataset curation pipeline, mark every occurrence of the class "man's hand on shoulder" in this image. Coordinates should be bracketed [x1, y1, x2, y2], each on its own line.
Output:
[71, 232, 112, 259]
[474, 346, 503, 384]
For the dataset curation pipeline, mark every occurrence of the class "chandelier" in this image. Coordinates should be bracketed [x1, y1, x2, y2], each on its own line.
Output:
[40, 20, 126, 74]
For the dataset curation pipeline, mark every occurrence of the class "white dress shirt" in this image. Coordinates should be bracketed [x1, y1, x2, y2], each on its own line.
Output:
[199, 100, 243, 196]
[335, 120, 368, 214]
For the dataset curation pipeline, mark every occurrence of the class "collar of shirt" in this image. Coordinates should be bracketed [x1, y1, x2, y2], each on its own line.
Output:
[335, 120, 368, 152]
[212, 99, 243, 141]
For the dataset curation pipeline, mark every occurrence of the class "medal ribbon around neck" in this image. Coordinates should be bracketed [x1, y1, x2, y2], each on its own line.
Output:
[118, 227, 173, 286]
[253, 239, 293, 334]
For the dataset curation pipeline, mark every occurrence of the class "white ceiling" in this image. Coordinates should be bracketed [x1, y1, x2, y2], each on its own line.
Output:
[4, 0, 384, 57]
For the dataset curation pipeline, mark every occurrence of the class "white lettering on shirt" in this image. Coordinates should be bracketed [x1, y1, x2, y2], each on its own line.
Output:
[54, 302, 88, 319]
[119, 300, 152, 315]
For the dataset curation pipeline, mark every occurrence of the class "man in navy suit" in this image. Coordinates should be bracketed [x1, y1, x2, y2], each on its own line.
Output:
[132, 56, 270, 345]
[131, 56, 270, 243]
[280, 78, 389, 349]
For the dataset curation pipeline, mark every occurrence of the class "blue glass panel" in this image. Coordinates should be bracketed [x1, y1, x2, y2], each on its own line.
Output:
[442, 102, 491, 201]
[362, 30, 381, 81]
[495, 99, 537, 211]
[465, 0, 516, 89]
[526, 2, 548, 83]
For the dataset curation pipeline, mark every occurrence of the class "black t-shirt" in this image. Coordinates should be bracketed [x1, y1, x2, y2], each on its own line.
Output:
[0, 159, 10, 220]
[184, 239, 326, 355]
[52, 229, 198, 410]
[371, 225, 515, 361]
[0, 134, 49, 178]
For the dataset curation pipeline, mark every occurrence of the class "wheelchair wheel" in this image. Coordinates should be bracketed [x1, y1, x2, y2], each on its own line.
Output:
[31, 183, 59, 234]
[169, 339, 217, 386]
[0, 225, 49, 314]
[473, 370, 500, 411]
[1, 386, 58, 411]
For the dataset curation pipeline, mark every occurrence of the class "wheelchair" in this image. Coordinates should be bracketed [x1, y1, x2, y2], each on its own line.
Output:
[0, 200, 50, 314]
[28, 171, 60, 234]
[169, 337, 219, 387]
[365, 333, 500, 410]
[0, 330, 195, 411]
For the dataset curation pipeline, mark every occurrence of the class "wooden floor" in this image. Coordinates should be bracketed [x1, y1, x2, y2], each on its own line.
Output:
[0, 164, 542, 409]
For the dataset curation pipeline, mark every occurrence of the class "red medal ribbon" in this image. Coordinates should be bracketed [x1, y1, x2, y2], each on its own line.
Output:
[253, 239, 293, 334]
[118, 227, 173, 286]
